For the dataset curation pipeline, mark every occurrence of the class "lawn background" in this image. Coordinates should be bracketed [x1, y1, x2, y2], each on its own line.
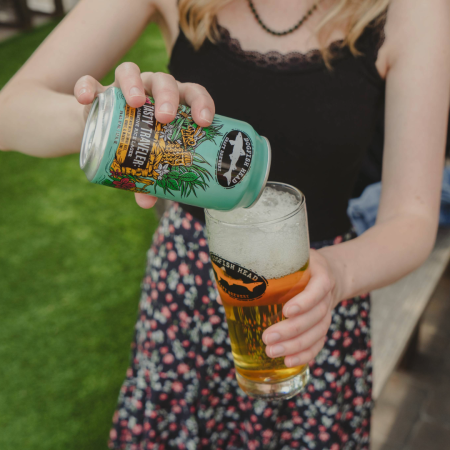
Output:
[0, 21, 166, 449]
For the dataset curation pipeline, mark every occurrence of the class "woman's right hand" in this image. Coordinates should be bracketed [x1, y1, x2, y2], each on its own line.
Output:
[73, 62, 215, 209]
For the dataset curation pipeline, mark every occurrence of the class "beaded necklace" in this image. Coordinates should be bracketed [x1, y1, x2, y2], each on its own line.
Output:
[247, 0, 322, 36]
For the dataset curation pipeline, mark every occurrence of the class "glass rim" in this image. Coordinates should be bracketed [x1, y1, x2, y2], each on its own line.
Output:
[205, 182, 305, 228]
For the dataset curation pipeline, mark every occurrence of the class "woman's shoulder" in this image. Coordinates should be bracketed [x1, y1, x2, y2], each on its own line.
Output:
[378, 0, 450, 78]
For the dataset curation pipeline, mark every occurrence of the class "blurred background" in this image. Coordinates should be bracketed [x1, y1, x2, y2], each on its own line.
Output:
[1, 1, 450, 450]
[0, 1, 161, 449]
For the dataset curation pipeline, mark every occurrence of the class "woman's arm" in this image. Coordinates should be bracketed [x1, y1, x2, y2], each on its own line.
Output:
[324, 0, 450, 300]
[0, 0, 214, 210]
[263, 0, 450, 367]
[0, 0, 156, 156]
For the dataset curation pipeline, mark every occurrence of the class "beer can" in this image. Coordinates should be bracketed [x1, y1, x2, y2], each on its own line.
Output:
[80, 87, 271, 210]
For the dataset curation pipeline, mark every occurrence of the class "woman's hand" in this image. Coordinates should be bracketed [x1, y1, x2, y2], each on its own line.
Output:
[73, 62, 215, 208]
[261, 249, 339, 368]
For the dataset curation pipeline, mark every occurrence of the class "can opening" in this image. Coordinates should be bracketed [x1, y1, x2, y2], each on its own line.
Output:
[80, 98, 100, 171]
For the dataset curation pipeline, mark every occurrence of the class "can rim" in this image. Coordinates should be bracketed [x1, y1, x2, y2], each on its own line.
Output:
[80, 96, 101, 178]
[205, 181, 306, 228]
[80, 88, 115, 181]
[246, 136, 272, 209]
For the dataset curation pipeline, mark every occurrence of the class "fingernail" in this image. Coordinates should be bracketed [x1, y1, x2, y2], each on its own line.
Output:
[130, 86, 143, 97]
[265, 332, 281, 345]
[285, 305, 301, 317]
[158, 102, 176, 115]
[78, 88, 87, 96]
[269, 344, 285, 358]
[200, 108, 213, 124]
[287, 356, 300, 367]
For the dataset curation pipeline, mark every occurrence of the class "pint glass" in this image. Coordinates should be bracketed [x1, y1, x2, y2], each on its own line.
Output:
[205, 182, 311, 400]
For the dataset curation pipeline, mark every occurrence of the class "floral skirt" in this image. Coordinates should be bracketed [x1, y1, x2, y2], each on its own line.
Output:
[109, 204, 372, 450]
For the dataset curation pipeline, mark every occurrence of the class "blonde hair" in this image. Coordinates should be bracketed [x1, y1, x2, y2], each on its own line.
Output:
[179, 0, 389, 62]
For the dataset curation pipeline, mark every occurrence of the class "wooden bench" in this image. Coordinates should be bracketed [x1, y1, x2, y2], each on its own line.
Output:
[0, 0, 64, 30]
[371, 227, 450, 400]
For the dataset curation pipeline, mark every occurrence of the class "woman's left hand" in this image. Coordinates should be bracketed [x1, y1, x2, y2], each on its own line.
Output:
[261, 249, 339, 368]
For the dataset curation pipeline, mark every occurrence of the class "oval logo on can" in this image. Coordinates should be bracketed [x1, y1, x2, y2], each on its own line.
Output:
[210, 253, 267, 301]
[216, 130, 253, 188]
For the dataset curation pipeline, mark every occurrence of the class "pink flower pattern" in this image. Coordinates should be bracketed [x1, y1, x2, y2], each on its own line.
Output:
[109, 204, 372, 450]
[112, 178, 136, 190]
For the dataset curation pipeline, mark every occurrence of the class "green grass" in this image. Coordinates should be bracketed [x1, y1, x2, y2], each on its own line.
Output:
[0, 20, 168, 449]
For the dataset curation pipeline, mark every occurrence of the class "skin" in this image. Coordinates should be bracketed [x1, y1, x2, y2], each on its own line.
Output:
[0, 0, 449, 369]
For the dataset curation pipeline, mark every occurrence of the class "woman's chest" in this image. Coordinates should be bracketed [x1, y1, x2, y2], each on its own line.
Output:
[170, 41, 383, 150]
[158, 0, 346, 54]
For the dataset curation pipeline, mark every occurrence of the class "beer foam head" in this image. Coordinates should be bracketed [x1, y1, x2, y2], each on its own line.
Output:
[206, 186, 310, 279]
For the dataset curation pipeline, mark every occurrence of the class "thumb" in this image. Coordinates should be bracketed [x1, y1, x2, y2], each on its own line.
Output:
[135, 193, 157, 209]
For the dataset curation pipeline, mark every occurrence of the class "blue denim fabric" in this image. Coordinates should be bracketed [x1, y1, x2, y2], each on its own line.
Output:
[348, 167, 450, 235]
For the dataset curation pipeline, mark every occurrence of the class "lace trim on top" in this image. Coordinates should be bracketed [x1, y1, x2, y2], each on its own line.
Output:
[216, 18, 386, 72]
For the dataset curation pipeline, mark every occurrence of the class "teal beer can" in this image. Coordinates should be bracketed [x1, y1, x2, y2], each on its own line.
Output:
[80, 87, 271, 210]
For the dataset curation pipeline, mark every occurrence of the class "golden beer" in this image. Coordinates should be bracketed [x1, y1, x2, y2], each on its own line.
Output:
[206, 182, 311, 400]
[214, 262, 310, 382]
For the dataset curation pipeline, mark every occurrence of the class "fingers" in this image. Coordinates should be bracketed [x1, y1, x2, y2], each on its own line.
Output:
[216, 294, 223, 305]
[284, 338, 326, 368]
[265, 313, 331, 361]
[141, 74, 215, 126]
[112, 69, 215, 127]
[178, 82, 215, 127]
[76, 68, 215, 129]
[134, 193, 157, 209]
[263, 299, 329, 345]
[75, 62, 146, 107]
[282, 270, 333, 318]
[74, 75, 106, 105]
[142, 72, 180, 123]
[115, 62, 146, 108]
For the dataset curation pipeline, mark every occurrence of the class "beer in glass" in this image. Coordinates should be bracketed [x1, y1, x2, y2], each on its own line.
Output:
[205, 182, 310, 400]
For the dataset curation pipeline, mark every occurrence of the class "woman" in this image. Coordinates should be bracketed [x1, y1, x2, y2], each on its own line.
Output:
[0, 0, 449, 448]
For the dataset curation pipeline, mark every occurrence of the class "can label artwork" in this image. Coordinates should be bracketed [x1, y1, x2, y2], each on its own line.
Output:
[216, 130, 253, 188]
[81, 87, 271, 210]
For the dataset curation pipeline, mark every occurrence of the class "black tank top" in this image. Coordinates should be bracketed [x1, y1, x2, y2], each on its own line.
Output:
[169, 21, 386, 241]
